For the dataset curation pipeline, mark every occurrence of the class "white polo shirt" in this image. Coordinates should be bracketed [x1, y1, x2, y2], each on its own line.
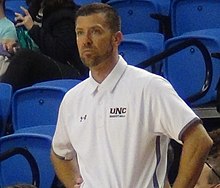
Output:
[52, 56, 201, 188]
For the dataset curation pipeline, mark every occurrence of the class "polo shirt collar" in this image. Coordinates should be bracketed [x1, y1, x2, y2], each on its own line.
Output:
[88, 55, 127, 94]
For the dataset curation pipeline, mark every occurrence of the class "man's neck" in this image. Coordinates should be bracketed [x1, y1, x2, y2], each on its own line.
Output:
[91, 54, 119, 83]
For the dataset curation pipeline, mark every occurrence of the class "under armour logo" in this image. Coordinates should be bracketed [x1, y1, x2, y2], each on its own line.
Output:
[80, 115, 87, 122]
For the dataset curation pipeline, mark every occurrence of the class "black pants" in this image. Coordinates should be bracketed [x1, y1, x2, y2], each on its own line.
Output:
[1, 49, 86, 91]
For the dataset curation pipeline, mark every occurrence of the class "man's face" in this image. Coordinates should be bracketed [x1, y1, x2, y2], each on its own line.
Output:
[75, 13, 117, 68]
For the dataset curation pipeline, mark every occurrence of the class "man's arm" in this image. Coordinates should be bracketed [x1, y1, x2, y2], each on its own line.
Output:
[172, 123, 213, 188]
[50, 150, 83, 188]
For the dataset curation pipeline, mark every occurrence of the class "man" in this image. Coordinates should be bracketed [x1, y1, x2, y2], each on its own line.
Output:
[51, 3, 213, 188]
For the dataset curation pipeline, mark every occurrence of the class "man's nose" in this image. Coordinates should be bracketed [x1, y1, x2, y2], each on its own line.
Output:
[83, 33, 92, 46]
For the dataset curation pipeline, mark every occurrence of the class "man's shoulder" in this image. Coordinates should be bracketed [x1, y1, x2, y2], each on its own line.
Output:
[125, 65, 163, 83]
[123, 65, 172, 95]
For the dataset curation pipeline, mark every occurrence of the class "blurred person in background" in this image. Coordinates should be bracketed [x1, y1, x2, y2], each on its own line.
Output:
[0, 0, 17, 47]
[0, 0, 18, 78]
[1, 0, 88, 90]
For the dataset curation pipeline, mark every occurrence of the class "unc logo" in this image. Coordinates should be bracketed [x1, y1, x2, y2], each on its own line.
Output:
[110, 107, 127, 118]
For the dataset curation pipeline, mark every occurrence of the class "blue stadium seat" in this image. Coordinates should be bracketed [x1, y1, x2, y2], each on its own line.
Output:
[164, 29, 220, 106]
[5, 0, 28, 23]
[0, 147, 40, 187]
[119, 32, 164, 73]
[170, 0, 220, 37]
[33, 79, 81, 91]
[156, 0, 170, 16]
[11, 86, 67, 136]
[0, 133, 54, 188]
[107, 0, 162, 34]
[0, 83, 12, 137]
[14, 125, 57, 137]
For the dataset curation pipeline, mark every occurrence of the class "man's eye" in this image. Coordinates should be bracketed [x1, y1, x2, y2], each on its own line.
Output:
[76, 31, 83, 36]
[91, 29, 101, 34]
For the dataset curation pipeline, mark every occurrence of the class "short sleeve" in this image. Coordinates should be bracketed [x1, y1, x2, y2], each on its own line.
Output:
[52, 99, 76, 160]
[147, 76, 201, 143]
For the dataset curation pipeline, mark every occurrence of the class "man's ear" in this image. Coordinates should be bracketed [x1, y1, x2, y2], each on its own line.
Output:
[112, 31, 123, 46]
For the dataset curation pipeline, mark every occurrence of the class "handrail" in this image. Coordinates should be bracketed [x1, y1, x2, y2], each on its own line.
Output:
[0, 147, 40, 187]
[136, 38, 213, 104]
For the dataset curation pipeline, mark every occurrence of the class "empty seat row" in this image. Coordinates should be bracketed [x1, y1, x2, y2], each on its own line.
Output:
[0, 79, 82, 137]
[164, 29, 220, 106]
[0, 79, 82, 187]
[108, 0, 220, 38]
[5, 0, 220, 37]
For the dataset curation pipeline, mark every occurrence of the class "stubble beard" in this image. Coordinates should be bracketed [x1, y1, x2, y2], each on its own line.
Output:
[81, 43, 114, 69]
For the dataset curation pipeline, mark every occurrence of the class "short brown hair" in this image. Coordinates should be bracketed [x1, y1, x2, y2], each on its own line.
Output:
[75, 3, 121, 33]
